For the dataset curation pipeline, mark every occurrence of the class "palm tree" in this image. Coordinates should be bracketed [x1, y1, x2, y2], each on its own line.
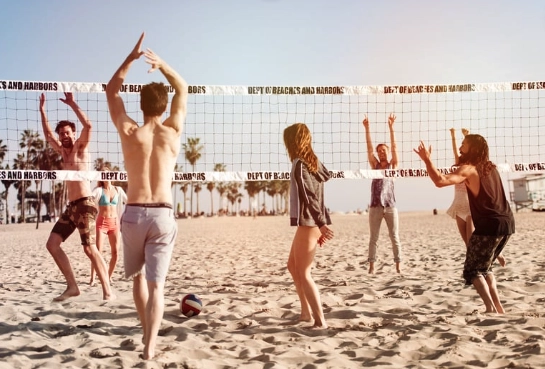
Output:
[40, 146, 62, 219]
[41, 192, 52, 220]
[180, 182, 189, 216]
[53, 182, 64, 216]
[207, 163, 226, 216]
[18, 130, 41, 222]
[206, 181, 215, 216]
[227, 182, 242, 215]
[266, 181, 283, 214]
[244, 181, 261, 216]
[279, 180, 290, 214]
[194, 182, 202, 216]
[0, 164, 15, 223]
[172, 163, 183, 213]
[94, 158, 113, 171]
[216, 183, 228, 215]
[30, 138, 45, 228]
[0, 139, 7, 162]
[237, 196, 243, 215]
[256, 181, 268, 214]
[13, 153, 32, 221]
[0, 140, 9, 222]
[182, 137, 203, 217]
[227, 190, 242, 216]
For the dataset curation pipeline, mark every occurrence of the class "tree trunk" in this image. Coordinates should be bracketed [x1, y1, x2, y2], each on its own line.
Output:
[21, 181, 26, 222]
[51, 180, 56, 220]
[35, 181, 42, 229]
[4, 189, 9, 223]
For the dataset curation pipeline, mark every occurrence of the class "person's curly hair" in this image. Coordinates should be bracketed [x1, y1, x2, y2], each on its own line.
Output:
[461, 134, 495, 176]
[55, 120, 76, 134]
[283, 123, 318, 173]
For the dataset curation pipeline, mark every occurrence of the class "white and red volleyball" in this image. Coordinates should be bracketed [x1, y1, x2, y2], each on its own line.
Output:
[180, 294, 203, 317]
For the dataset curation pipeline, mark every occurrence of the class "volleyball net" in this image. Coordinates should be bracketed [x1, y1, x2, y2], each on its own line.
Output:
[1, 79, 544, 183]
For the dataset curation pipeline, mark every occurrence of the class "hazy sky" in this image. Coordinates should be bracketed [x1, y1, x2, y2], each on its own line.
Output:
[1, 0, 544, 213]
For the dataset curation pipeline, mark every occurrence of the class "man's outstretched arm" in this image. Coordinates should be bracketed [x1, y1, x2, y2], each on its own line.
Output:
[39, 93, 62, 153]
[362, 115, 378, 168]
[144, 48, 188, 134]
[106, 32, 145, 128]
[414, 141, 467, 188]
[60, 92, 92, 149]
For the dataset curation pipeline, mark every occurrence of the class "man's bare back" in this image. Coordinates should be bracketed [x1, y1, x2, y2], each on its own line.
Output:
[118, 117, 180, 204]
[106, 33, 186, 204]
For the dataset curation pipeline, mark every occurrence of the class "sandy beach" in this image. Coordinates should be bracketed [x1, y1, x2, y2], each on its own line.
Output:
[0, 211, 544, 369]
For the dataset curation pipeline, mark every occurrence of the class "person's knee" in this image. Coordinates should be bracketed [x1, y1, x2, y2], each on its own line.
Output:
[287, 260, 295, 275]
[46, 240, 58, 253]
[146, 280, 164, 297]
[110, 242, 119, 256]
[296, 267, 312, 281]
[134, 273, 144, 282]
[46, 235, 62, 253]
[484, 272, 496, 284]
[82, 244, 96, 259]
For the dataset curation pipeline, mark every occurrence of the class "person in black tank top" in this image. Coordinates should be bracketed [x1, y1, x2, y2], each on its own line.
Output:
[414, 134, 515, 314]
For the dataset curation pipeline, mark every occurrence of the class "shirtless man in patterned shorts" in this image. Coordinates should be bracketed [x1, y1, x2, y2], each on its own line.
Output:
[40, 92, 114, 302]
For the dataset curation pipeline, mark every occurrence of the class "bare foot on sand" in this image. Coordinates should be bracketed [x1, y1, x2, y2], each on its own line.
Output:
[53, 287, 80, 302]
[142, 350, 154, 361]
[312, 322, 328, 329]
[483, 309, 501, 315]
[142, 344, 165, 361]
[103, 292, 117, 301]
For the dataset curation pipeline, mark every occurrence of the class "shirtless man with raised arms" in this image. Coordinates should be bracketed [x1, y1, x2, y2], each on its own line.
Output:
[106, 33, 188, 360]
[40, 92, 114, 302]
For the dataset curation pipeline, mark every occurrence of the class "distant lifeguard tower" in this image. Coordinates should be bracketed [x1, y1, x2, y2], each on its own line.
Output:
[509, 173, 545, 212]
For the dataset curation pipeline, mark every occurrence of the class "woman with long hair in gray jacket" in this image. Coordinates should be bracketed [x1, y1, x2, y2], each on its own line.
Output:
[283, 123, 333, 328]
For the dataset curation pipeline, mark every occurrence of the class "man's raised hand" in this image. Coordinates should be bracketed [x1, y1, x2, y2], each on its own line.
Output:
[129, 32, 145, 61]
[144, 48, 165, 74]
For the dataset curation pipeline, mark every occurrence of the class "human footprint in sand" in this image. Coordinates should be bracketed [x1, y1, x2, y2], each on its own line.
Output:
[283, 123, 333, 328]
[39, 93, 115, 302]
[447, 128, 506, 267]
[414, 134, 515, 314]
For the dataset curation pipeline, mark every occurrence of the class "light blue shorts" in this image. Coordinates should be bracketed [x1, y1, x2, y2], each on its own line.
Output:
[121, 204, 177, 282]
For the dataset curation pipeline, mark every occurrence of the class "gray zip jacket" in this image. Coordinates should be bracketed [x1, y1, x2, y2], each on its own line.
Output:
[289, 158, 332, 227]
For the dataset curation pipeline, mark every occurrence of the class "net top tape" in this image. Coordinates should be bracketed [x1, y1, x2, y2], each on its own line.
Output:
[1, 80, 545, 95]
[2, 163, 544, 183]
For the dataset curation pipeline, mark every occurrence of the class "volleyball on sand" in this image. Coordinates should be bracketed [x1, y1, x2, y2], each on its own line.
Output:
[180, 294, 203, 317]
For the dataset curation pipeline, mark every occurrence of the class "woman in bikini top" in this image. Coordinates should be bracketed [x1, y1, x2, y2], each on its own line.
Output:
[90, 166, 127, 286]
